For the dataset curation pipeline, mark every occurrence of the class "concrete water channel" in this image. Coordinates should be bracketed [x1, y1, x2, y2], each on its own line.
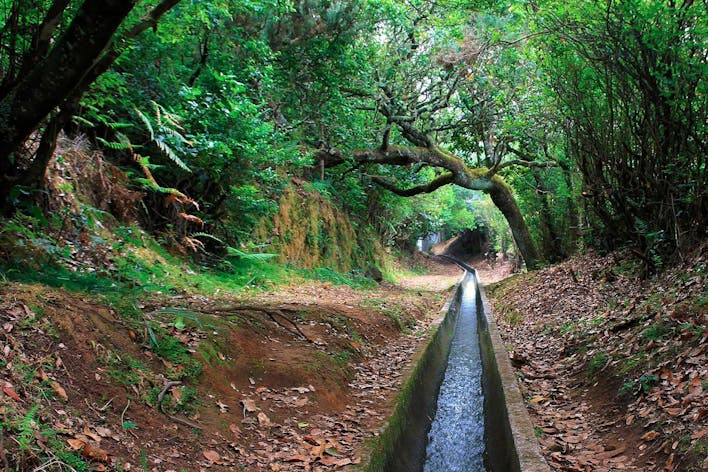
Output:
[365, 263, 549, 472]
[423, 274, 485, 471]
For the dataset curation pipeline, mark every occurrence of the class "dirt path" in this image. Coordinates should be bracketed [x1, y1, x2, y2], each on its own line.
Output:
[0, 261, 461, 471]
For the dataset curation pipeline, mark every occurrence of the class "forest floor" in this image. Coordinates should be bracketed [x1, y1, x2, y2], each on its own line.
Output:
[486, 247, 707, 472]
[3, 241, 705, 472]
[0, 257, 463, 471]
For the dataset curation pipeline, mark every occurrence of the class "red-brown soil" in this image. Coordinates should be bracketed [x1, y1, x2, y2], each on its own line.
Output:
[0, 260, 462, 471]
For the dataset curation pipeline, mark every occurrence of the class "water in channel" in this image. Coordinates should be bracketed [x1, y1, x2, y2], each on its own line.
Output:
[424, 275, 486, 472]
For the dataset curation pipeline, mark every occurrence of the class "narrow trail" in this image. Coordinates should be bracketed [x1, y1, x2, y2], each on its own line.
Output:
[0, 258, 472, 471]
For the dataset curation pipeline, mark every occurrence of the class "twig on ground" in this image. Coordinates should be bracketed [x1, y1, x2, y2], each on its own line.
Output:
[120, 399, 130, 426]
[157, 379, 203, 430]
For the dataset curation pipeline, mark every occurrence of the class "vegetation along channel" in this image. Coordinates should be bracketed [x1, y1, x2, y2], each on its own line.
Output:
[0, 0, 705, 471]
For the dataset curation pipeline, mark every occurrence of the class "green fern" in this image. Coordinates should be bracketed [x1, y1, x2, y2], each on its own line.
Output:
[133, 178, 184, 196]
[190, 233, 276, 262]
[134, 101, 192, 172]
[154, 137, 190, 171]
[191, 232, 225, 245]
[17, 404, 40, 451]
[134, 106, 155, 141]
[226, 246, 277, 262]
[71, 115, 94, 127]
[96, 133, 134, 151]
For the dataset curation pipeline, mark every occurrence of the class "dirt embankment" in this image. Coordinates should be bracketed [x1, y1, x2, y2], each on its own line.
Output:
[0, 260, 461, 471]
[486, 249, 707, 472]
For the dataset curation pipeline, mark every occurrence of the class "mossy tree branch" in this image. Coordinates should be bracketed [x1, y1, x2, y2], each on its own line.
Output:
[369, 172, 455, 197]
[319, 144, 541, 269]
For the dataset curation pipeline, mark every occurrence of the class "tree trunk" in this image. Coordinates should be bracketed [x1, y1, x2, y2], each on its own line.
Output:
[0, 0, 137, 174]
[487, 175, 541, 270]
[532, 169, 562, 261]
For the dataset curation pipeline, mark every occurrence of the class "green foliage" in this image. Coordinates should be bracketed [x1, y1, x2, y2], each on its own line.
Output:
[16, 405, 40, 451]
[620, 374, 659, 397]
[148, 330, 202, 380]
[531, 0, 706, 261]
[587, 352, 609, 376]
[2, 404, 89, 471]
[641, 323, 672, 343]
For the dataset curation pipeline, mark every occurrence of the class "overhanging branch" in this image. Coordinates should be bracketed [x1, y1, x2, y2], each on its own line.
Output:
[501, 147, 559, 169]
[370, 172, 455, 196]
[498, 159, 558, 169]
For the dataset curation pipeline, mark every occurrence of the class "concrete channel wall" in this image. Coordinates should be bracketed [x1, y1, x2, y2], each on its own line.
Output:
[364, 278, 464, 471]
[364, 268, 549, 471]
[474, 268, 549, 472]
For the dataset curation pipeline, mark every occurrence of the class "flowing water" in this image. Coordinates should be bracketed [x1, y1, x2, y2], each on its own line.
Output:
[423, 274, 486, 471]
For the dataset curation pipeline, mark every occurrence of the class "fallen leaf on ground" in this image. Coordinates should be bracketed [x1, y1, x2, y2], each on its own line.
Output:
[51, 380, 68, 401]
[319, 456, 352, 467]
[83, 424, 101, 442]
[241, 398, 257, 413]
[257, 411, 271, 426]
[67, 438, 86, 450]
[203, 450, 221, 463]
[229, 423, 241, 439]
[82, 443, 109, 461]
[95, 426, 112, 437]
[2, 383, 22, 402]
[641, 430, 660, 441]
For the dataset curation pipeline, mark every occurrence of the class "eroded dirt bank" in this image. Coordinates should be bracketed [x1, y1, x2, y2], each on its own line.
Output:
[0, 261, 463, 471]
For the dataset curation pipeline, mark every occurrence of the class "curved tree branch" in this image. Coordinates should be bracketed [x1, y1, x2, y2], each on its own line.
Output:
[319, 143, 541, 269]
[370, 172, 455, 196]
[499, 159, 558, 170]
[498, 146, 559, 169]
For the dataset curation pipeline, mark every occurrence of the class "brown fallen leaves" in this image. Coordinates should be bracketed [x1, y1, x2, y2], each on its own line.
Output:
[488, 249, 707, 471]
[210, 314, 436, 471]
[66, 426, 112, 464]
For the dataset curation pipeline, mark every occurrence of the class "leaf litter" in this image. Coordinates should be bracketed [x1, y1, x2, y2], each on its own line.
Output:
[0, 262, 459, 470]
[487, 248, 707, 471]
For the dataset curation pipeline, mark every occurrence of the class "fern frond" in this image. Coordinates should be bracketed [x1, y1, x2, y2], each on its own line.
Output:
[162, 110, 184, 130]
[162, 126, 192, 145]
[177, 212, 204, 227]
[134, 179, 189, 200]
[192, 232, 226, 246]
[155, 138, 191, 172]
[134, 107, 154, 141]
[152, 100, 162, 126]
[72, 115, 95, 127]
[226, 246, 278, 262]
[182, 235, 206, 251]
[96, 136, 133, 151]
[107, 121, 134, 130]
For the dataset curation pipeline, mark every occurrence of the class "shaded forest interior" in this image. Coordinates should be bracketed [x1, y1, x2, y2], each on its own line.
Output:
[0, 1, 705, 471]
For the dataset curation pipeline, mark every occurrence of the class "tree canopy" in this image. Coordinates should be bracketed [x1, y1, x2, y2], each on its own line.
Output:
[1, 0, 704, 269]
